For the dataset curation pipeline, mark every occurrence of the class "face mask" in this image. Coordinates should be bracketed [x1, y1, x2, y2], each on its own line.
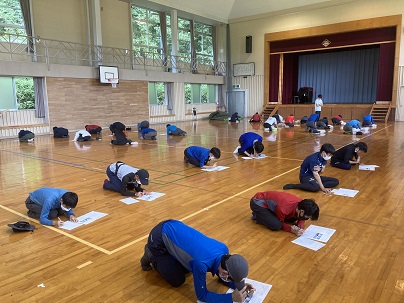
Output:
[322, 153, 331, 160]
[61, 204, 71, 212]
[218, 272, 231, 282]
[210, 156, 215, 160]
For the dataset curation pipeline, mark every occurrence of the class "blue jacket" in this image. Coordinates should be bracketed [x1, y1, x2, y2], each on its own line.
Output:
[239, 132, 262, 153]
[141, 128, 156, 138]
[299, 152, 327, 179]
[162, 220, 236, 303]
[166, 125, 177, 135]
[363, 115, 374, 124]
[186, 146, 210, 167]
[29, 187, 74, 226]
[346, 120, 361, 129]
[308, 113, 319, 122]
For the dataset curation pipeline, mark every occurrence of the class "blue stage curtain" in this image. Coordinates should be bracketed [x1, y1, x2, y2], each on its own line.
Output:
[298, 47, 379, 104]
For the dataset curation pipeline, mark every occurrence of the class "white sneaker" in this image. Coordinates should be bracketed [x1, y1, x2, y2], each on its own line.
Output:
[233, 146, 240, 154]
[27, 138, 34, 142]
[130, 141, 138, 146]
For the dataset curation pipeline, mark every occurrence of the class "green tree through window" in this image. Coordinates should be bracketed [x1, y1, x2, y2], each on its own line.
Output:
[0, 0, 25, 37]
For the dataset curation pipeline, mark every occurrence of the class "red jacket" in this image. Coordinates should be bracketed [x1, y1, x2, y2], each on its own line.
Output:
[285, 115, 294, 124]
[253, 191, 304, 232]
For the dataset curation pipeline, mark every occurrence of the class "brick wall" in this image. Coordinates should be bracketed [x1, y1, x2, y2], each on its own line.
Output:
[46, 78, 148, 131]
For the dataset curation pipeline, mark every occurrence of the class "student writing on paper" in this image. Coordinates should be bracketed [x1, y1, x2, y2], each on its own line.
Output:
[250, 191, 319, 237]
[283, 143, 339, 194]
[183, 146, 221, 168]
[140, 220, 256, 303]
[103, 161, 150, 197]
[25, 187, 78, 227]
[331, 142, 368, 170]
[235, 132, 264, 158]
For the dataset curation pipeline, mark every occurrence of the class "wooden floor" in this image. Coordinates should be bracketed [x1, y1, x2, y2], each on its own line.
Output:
[0, 119, 403, 303]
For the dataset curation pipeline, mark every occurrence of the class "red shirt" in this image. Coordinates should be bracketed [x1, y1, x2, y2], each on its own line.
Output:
[285, 115, 294, 124]
[253, 191, 304, 232]
[250, 113, 261, 121]
[333, 115, 342, 121]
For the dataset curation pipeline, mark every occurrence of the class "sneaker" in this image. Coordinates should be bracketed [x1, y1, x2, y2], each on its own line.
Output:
[140, 244, 152, 271]
[130, 141, 138, 145]
[251, 212, 257, 220]
[27, 138, 34, 142]
[103, 179, 109, 190]
[233, 146, 241, 154]
[283, 184, 295, 190]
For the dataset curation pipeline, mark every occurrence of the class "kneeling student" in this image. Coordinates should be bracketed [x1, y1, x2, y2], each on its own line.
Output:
[73, 129, 92, 142]
[103, 161, 149, 196]
[184, 146, 220, 168]
[166, 124, 187, 136]
[25, 187, 78, 227]
[331, 142, 368, 170]
[250, 191, 319, 236]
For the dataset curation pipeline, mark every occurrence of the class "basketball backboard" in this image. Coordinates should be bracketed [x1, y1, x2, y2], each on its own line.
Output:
[99, 65, 119, 84]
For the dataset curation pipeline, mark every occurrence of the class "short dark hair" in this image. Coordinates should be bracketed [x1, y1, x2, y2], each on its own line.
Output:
[355, 142, 368, 153]
[254, 141, 264, 153]
[320, 143, 335, 155]
[322, 117, 327, 120]
[166, 124, 171, 128]
[298, 199, 319, 220]
[210, 147, 221, 159]
[318, 94, 322, 98]
[338, 115, 342, 118]
[62, 192, 78, 208]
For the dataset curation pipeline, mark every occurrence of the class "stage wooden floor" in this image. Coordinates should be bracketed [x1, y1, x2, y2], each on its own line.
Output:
[0, 120, 403, 303]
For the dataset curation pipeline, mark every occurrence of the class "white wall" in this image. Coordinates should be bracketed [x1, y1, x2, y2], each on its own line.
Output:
[229, 0, 404, 119]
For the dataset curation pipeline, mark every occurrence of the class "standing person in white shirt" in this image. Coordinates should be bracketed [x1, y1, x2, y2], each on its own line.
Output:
[314, 94, 323, 116]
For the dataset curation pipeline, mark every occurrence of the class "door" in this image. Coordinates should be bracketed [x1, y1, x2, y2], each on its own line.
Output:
[228, 89, 247, 117]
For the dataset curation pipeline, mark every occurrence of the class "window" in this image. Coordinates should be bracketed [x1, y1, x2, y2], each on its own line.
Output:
[149, 82, 166, 105]
[178, 18, 191, 57]
[185, 83, 216, 104]
[194, 22, 213, 62]
[0, 0, 25, 37]
[132, 6, 161, 55]
[0, 77, 34, 110]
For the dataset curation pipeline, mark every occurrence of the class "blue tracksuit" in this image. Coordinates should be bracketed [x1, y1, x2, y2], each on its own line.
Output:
[363, 115, 374, 125]
[346, 120, 361, 129]
[185, 146, 210, 167]
[239, 132, 262, 153]
[299, 152, 327, 180]
[166, 125, 177, 135]
[161, 220, 236, 303]
[308, 113, 319, 122]
[29, 187, 74, 226]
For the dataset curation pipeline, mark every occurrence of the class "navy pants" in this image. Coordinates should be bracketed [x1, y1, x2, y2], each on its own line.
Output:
[293, 175, 339, 192]
[331, 159, 352, 170]
[104, 167, 122, 192]
[147, 221, 189, 287]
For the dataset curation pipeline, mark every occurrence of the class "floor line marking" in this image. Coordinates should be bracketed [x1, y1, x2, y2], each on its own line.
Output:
[0, 204, 112, 255]
[77, 261, 93, 269]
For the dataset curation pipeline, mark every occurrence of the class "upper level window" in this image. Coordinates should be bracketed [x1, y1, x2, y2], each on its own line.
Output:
[194, 22, 213, 61]
[132, 6, 162, 55]
[0, 0, 25, 37]
[178, 18, 191, 58]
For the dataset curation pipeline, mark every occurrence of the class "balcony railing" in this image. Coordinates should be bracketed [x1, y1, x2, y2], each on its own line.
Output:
[0, 32, 226, 75]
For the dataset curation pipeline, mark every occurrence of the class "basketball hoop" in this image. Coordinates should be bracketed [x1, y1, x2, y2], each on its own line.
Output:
[107, 78, 119, 88]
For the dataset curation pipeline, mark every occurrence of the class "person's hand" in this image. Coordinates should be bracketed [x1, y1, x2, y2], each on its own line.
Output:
[69, 215, 78, 222]
[231, 287, 247, 303]
[245, 283, 256, 296]
[56, 218, 64, 227]
[323, 188, 332, 195]
[212, 162, 217, 167]
[291, 225, 303, 236]
[136, 191, 145, 197]
[142, 191, 150, 196]
[313, 165, 321, 172]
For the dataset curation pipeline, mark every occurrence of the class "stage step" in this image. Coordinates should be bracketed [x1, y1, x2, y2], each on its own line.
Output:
[370, 103, 391, 123]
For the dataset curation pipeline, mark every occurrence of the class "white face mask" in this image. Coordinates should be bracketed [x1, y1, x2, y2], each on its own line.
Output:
[61, 204, 71, 212]
[218, 272, 231, 282]
[323, 155, 331, 161]
[136, 180, 142, 185]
